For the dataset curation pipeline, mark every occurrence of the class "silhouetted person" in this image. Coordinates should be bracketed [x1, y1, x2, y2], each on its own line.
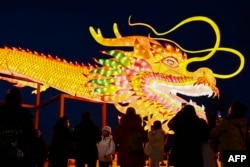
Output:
[167, 104, 210, 167]
[48, 116, 73, 167]
[211, 101, 248, 167]
[31, 129, 48, 167]
[0, 87, 35, 167]
[113, 107, 148, 167]
[73, 111, 102, 167]
[145, 120, 166, 167]
[164, 130, 174, 165]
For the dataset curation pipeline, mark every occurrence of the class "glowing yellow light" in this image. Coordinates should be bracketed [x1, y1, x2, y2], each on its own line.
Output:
[0, 16, 245, 132]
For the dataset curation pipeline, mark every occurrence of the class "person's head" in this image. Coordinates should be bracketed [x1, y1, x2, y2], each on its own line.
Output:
[102, 126, 112, 137]
[5, 87, 22, 105]
[228, 101, 248, 118]
[153, 120, 162, 130]
[126, 107, 136, 116]
[182, 104, 196, 117]
[181, 103, 187, 109]
[34, 129, 42, 138]
[81, 111, 91, 121]
[57, 116, 70, 128]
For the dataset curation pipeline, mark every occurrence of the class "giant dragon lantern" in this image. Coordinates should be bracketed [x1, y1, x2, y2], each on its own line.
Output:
[0, 16, 245, 131]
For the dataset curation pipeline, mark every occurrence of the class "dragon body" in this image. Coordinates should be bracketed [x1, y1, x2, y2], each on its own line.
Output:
[0, 16, 244, 130]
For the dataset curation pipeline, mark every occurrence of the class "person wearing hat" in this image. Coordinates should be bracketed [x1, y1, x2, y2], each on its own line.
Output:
[97, 125, 115, 167]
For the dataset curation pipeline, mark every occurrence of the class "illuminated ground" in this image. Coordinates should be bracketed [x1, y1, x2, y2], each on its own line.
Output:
[44, 157, 221, 167]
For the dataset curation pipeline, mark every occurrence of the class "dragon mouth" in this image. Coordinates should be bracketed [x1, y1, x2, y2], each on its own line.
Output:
[144, 78, 215, 114]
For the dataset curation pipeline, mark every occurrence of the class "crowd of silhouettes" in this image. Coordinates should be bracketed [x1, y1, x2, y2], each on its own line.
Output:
[1, 87, 249, 167]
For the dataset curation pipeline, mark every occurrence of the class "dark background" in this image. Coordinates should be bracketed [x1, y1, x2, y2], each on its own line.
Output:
[0, 0, 249, 144]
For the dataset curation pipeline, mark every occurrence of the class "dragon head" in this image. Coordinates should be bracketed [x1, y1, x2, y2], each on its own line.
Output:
[88, 16, 244, 131]
[88, 26, 219, 131]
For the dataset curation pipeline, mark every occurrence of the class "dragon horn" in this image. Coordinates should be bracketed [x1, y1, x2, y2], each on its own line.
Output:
[89, 23, 157, 48]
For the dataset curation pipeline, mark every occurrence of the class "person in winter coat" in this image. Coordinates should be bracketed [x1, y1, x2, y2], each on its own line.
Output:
[48, 116, 73, 167]
[211, 101, 248, 167]
[167, 104, 210, 167]
[31, 129, 48, 167]
[73, 111, 102, 167]
[113, 107, 148, 167]
[145, 120, 166, 167]
[0, 87, 35, 167]
[97, 126, 116, 167]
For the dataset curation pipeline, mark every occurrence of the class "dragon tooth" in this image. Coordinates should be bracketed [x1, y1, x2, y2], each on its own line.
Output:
[207, 91, 213, 97]
[201, 104, 205, 110]
[170, 90, 177, 95]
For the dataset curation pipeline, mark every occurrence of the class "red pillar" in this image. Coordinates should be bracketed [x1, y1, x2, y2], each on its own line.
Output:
[59, 94, 65, 117]
[102, 103, 107, 127]
[34, 84, 41, 129]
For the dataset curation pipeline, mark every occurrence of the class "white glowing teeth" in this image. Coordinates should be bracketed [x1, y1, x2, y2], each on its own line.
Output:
[201, 104, 205, 110]
[207, 91, 213, 97]
[170, 90, 177, 95]
[186, 100, 205, 110]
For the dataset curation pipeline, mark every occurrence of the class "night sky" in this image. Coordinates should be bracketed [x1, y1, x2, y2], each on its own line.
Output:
[0, 0, 249, 143]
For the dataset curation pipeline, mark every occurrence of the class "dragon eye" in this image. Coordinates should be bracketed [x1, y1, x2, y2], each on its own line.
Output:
[162, 57, 178, 67]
